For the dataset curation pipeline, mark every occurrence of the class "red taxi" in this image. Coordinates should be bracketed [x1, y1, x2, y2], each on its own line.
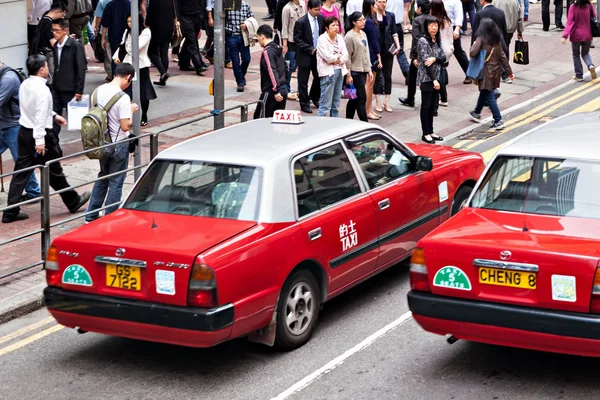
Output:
[408, 113, 600, 357]
[44, 112, 484, 350]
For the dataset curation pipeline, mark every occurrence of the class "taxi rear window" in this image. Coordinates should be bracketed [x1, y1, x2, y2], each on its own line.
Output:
[471, 156, 600, 219]
[124, 160, 262, 221]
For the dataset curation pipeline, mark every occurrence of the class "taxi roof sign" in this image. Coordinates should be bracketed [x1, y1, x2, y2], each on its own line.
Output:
[272, 110, 304, 125]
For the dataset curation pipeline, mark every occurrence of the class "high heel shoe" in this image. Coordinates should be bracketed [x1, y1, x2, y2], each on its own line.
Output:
[384, 103, 392, 112]
[375, 106, 383, 113]
[421, 135, 436, 144]
[368, 113, 381, 120]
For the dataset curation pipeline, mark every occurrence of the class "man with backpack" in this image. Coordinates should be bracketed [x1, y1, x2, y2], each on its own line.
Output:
[83, 62, 139, 224]
[0, 61, 41, 202]
[2, 55, 90, 224]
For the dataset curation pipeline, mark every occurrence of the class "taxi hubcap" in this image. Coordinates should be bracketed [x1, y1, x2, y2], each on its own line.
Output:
[285, 282, 314, 336]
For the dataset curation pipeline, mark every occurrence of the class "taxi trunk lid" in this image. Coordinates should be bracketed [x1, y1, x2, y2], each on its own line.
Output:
[423, 209, 600, 313]
[55, 209, 256, 306]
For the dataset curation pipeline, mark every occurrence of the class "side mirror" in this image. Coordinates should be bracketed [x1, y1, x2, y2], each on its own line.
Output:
[415, 156, 433, 172]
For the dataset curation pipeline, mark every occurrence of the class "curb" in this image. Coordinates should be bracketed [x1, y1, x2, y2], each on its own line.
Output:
[0, 283, 45, 325]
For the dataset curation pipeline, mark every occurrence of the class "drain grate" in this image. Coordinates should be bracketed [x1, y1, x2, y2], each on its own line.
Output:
[456, 129, 502, 141]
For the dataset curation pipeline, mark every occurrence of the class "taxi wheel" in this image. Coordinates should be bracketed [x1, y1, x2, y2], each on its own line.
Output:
[450, 185, 473, 216]
[274, 270, 321, 351]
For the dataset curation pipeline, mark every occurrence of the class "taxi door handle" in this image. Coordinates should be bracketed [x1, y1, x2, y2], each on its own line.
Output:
[308, 228, 322, 241]
[378, 199, 390, 210]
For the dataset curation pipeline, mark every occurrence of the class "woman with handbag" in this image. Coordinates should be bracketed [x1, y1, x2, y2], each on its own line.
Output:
[345, 11, 374, 122]
[114, 14, 157, 126]
[362, 0, 383, 120]
[468, 18, 513, 131]
[561, 0, 597, 82]
[316, 16, 349, 117]
[146, 0, 175, 86]
[416, 16, 445, 144]
[430, 0, 453, 110]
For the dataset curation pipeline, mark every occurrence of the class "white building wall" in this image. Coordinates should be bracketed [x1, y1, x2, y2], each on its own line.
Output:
[0, 0, 28, 70]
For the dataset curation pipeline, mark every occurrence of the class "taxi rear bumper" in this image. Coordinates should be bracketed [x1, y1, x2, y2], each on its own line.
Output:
[44, 286, 234, 348]
[408, 290, 600, 357]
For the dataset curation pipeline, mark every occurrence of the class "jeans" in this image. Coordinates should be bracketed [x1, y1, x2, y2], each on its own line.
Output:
[462, 0, 476, 30]
[86, 21, 95, 43]
[0, 125, 40, 198]
[85, 143, 129, 222]
[285, 50, 298, 92]
[226, 35, 251, 85]
[395, 23, 410, 77]
[318, 69, 344, 117]
[572, 41, 593, 78]
[475, 89, 502, 122]
[517, 0, 529, 17]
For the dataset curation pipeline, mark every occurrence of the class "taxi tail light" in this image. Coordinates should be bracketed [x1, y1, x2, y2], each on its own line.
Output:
[590, 263, 600, 314]
[187, 262, 218, 308]
[410, 248, 431, 292]
[45, 246, 62, 288]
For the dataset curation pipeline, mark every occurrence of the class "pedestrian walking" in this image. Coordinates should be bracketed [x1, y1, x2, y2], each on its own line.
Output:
[471, 0, 509, 82]
[362, 0, 382, 119]
[28, 0, 53, 47]
[101, 0, 131, 77]
[85, 62, 138, 223]
[281, 0, 307, 101]
[66, 0, 93, 40]
[254, 25, 288, 118]
[146, 0, 175, 86]
[2, 55, 90, 224]
[294, 0, 325, 113]
[113, 14, 157, 125]
[29, 2, 67, 86]
[51, 18, 87, 145]
[316, 16, 348, 117]
[494, 0, 524, 83]
[561, 0, 597, 82]
[176, 0, 209, 75]
[225, 0, 255, 92]
[399, 0, 430, 108]
[430, 0, 453, 110]
[345, 12, 373, 122]
[542, 0, 564, 31]
[417, 16, 445, 143]
[93, 0, 114, 81]
[462, 0, 476, 33]
[468, 18, 513, 130]
[386, 0, 410, 79]
[441, 0, 470, 84]
[0, 61, 41, 202]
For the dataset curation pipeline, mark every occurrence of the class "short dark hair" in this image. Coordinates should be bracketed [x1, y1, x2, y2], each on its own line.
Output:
[115, 62, 136, 79]
[257, 24, 273, 38]
[26, 54, 47, 76]
[307, 0, 322, 9]
[50, 1, 67, 11]
[52, 18, 69, 29]
[417, 0, 430, 13]
[323, 16, 340, 30]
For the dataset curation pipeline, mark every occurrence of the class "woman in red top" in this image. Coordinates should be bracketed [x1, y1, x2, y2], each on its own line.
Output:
[561, 0, 597, 81]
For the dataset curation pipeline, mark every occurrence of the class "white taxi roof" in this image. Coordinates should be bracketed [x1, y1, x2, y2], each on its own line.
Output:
[497, 112, 600, 161]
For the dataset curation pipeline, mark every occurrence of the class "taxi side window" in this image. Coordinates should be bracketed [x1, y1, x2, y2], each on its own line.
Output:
[294, 143, 361, 218]
[347, 137, 413, 189]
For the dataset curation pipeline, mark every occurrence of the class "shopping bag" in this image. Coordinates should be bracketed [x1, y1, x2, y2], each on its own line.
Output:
[343, 83, 357, 100]
[513, 40, 529, 65]
[68, 94, 90, 131]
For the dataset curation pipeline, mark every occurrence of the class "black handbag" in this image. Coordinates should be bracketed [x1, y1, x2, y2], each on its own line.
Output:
[592, 16, 600, 37]
[513, 40, 529, 65]
[118, 31, 129, 62]
[439, 65, 448, 86]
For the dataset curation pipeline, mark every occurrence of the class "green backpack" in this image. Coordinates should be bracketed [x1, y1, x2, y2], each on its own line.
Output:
[81, 89, 124, 160]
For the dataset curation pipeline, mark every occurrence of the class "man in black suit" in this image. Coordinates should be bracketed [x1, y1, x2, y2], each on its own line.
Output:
[293, 0, 324, 113]
[51, 18, 86, 144]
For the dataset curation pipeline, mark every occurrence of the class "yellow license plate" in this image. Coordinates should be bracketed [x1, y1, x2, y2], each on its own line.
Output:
[479, 267, 536, 289]
[106, 264, 141, 291]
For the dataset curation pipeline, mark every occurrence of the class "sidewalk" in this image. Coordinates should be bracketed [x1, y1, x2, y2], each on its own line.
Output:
[0, 4, 589, 324]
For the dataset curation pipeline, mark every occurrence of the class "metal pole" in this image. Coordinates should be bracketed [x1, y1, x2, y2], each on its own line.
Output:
[41, 166, 51, 263]
[131, 0, 142, 180]
[214, 0, 225, 130]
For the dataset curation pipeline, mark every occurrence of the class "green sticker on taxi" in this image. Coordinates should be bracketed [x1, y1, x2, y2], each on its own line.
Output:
[433, 266, 472, 291]
[62, 264, 93, 286]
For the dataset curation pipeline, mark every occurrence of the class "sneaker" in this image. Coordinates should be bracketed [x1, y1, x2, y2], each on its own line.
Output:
[490, 120, 505, 130]
[469, 111, 481, 123]
[590, 65, 597, 80]
[237, 85, 244, 92]
[438, 101, 448, 107]
[502, 76, 513, 84]
[263, 13, 274, 20]
[573, 75, 584, 82]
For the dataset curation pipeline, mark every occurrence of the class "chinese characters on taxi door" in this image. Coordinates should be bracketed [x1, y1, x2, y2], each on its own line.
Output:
[340, 220, 358, 252]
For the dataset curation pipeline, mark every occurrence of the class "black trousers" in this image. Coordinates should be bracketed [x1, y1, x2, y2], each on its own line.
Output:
[501, 32, 514, 79]
[542, 0, 563, 29]
[255, 90, 288, 119]
[453, 26, 470, 74]
[374, 54, 393, 95]
[346, 72, 368, 122]
[420, 87, 439, 135]
[27, 24, 38, 47]
[298, 56, 320, 108]
[148, 37, 170, 75]
[179, 13, 205, 69]
[4, 127, 79, 218]
[52, 89, 75, 149]
[406, 62, 418, 104]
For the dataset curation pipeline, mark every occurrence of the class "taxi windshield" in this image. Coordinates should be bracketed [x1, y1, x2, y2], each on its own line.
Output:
[471, 156, 600, 219]
[124, 160, 262, 221]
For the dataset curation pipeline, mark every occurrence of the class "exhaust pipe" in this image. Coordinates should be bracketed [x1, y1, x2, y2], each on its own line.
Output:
[446, 334, 458, 344]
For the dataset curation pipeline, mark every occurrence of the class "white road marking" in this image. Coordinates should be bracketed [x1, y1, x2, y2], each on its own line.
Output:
[271, 311, 413, 400]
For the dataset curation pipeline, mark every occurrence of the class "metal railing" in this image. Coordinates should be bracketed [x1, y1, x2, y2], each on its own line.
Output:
[0, 101, 264, 281]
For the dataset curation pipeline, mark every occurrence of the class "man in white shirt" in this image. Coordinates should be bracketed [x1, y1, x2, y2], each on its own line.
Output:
[85, 62, 139, 223]
[3, 55, 90, 224]
[442, 0, 471, 83]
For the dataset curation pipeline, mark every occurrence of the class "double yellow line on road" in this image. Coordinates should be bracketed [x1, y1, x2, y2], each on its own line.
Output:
[453, 79, 600, 160]
[0, 316, 63, 357]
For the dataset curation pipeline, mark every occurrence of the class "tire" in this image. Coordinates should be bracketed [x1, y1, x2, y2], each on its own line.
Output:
[450, 185, 473, 216]
[273, 269, 321, 351]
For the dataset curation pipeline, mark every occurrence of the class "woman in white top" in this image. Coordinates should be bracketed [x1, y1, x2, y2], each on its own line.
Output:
[316, 16, 349, 117]
[114, 13, 157, 126]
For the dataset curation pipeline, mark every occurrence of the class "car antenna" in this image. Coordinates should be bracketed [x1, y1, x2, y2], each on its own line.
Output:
[152, 217, 158, 229]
